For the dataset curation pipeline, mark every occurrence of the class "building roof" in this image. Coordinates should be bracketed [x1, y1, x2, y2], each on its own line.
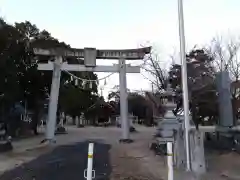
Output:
[87, 98, 114, 111]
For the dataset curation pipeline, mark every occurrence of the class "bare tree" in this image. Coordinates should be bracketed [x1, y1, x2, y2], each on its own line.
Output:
[108, 85, 130, 101]
[140, 49, 169, 92]
[209, 36, 240, 121]
[209, 36, 240, 81]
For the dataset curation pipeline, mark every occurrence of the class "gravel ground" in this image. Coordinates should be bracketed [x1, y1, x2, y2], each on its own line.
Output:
[0, 126, 240, 180]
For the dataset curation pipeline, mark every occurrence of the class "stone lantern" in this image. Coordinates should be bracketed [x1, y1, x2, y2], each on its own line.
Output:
[156, 83, 180, 137]
[152, 82, 185, 168]
[161, 83, 177, 119]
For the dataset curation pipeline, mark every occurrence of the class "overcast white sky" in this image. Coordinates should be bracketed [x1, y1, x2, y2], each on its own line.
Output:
[1, 0, 240, 98]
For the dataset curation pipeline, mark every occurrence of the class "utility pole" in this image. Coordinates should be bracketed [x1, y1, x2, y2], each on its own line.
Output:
[177, 0, 191, 171]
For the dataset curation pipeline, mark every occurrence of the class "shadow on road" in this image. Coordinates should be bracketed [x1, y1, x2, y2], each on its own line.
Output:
[0, 140, 112, 180]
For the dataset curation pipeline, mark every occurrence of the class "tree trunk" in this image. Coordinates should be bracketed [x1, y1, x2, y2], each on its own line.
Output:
[72, 116, 76, 125]
[76, 116, 79, 126]
[32, 103, 40, 135]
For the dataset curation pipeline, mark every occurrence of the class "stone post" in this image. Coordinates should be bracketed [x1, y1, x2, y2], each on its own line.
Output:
[190, 130, 206, 175]
[175, 121, 186, 168]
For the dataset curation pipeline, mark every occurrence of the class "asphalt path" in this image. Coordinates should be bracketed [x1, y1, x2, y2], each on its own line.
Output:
[0, 141, 111, 180]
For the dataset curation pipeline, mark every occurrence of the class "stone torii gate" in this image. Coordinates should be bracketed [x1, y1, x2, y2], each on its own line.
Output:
[34, 47, 151, 143]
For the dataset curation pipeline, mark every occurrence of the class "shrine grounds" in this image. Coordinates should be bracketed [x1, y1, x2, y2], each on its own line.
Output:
[0, 125, 240, 180]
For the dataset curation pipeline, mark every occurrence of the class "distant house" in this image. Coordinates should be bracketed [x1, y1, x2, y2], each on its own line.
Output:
[144, 91, 165, 118]
[85, 98, 115, 125]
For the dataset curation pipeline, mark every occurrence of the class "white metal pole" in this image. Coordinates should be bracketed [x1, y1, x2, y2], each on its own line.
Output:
[46, 56, 62, 142]
[167, 142, 174, 180]
[119, 58, 130, 140]
[86, 143, 94, 180]
[177, 0, 191, 171]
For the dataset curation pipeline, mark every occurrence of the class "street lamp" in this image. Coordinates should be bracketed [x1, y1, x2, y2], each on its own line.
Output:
[177, 0, 191, 171]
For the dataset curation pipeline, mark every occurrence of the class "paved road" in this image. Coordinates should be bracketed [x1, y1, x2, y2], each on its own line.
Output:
[0, 141, 111, 180]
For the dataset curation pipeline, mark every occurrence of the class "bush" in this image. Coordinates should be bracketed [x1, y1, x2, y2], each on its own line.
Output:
[55, 126, 67, 134]
[130, 126, 136, 132]
[0, 141, 13, 153]
[77, 124, 84, 128]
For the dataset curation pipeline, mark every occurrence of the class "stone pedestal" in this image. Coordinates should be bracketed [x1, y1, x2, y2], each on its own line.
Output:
[55, 113, 67, 134]
[76, 115, 84, 128]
